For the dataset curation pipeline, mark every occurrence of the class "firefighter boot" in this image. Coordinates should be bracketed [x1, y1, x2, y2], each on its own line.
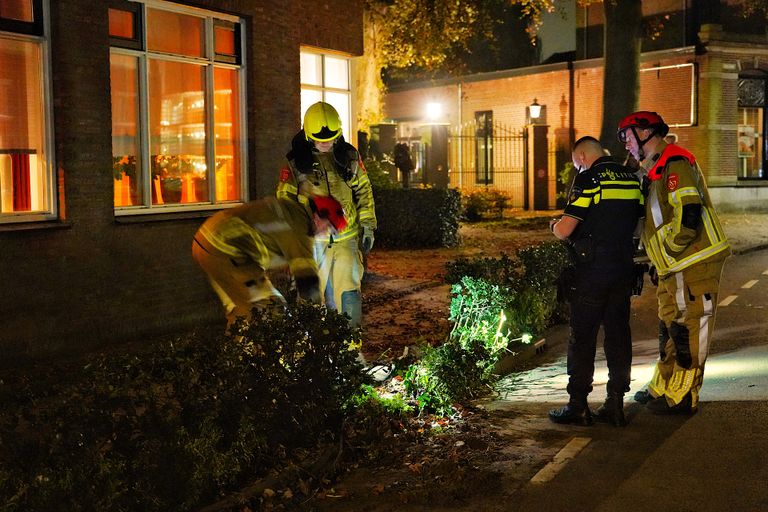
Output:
[341, 290, 362, 329]
[646, 392, 695, 415]
[595, 393, 627, 427]
[549, 399, 593, 426]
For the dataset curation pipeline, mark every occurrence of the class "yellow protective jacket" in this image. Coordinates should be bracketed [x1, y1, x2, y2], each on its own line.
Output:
[277, 133, 376, 243]
[641, 142, 730, 277]
[195, 197, 318, 280]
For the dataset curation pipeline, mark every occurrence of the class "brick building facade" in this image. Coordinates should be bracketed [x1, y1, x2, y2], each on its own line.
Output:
[0, 0, 363, 365]
[383, 1, 768, 210]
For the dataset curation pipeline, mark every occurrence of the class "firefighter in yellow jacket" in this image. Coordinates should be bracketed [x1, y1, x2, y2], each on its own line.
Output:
[192, 195, 347, 326]
[277, 102, 377, 329]
[618, 111, 731, 414]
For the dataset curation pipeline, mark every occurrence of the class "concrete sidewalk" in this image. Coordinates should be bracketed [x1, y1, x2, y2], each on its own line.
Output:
[488, 211, 768, 407]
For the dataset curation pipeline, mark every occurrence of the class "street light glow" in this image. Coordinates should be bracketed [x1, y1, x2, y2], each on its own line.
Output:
[426, 102, 442, 120]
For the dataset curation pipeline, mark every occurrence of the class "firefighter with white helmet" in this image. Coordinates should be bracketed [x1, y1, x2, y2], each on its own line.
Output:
[277, 102, 377, 331]
[192, 194, 347, 327]
[619, 111, 731, 414]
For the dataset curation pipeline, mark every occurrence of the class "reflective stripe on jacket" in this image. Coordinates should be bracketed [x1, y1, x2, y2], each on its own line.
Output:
[641, 143, 730, 276]
[277, 149, 376, 243]
[196, 197, 318, 279]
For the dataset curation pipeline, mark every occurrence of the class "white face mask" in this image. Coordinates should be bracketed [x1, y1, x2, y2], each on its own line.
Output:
[314, 140, 334, 153]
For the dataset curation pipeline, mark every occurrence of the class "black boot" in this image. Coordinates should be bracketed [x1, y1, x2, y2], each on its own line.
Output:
[595, 393, 627, 427]
[646, 392, 695, 415]
[549, 402, 593, 426]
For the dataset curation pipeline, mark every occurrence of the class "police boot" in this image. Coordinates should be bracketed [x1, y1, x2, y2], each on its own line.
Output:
[548, 400, 593, 426]
[595, 393, 627, 427]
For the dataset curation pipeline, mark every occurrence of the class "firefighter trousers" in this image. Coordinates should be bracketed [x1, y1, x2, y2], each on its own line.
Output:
[314, 236, 364, 327]
[648, 261, 724, 408]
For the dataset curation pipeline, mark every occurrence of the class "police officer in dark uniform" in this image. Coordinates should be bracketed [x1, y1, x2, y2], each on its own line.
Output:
[548, 136, 644, 426]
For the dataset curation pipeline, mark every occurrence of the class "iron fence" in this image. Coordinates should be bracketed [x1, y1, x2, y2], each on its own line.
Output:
[447, 121, 528, 208]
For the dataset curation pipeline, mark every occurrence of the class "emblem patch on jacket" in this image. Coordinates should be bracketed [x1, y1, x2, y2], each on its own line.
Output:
[279, 167, 291, 182]
[569, 187, 582, 204]
[666, 173, 679, 191]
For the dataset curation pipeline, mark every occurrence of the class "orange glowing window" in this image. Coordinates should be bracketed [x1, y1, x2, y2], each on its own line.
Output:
[147, 8, 204, 58]
[215, 25, 235, 55]
[109, 5, 245, 211]
[0, 0, 33, 22]
[108, 8, 134, 39]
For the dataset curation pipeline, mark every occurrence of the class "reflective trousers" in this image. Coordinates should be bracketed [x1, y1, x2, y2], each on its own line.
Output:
[567, 259, 634, 403]
[315, 236, 364, 327]
[647, 260, 725, 408]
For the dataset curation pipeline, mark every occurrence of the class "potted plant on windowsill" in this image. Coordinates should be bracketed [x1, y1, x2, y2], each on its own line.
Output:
[113, 155, 137, 206]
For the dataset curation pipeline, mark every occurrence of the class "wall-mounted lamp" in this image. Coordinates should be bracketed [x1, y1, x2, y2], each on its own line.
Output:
[529, 98, 542, 120]
[425, 102, 442, 121]
[526, 98, 547, 125]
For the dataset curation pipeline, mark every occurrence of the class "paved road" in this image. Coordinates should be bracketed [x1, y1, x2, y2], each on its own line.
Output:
[485, 248, 768, 511]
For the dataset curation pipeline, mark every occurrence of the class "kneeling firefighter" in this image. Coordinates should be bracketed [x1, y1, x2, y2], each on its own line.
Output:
[192, 195, 347, 327]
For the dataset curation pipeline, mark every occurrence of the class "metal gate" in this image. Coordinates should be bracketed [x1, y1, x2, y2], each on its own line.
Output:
[448, 120, 528, 209]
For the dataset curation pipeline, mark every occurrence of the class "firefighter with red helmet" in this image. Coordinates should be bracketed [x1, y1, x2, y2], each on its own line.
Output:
[618, 111, 731, 414]
[277, 102, 377, 331]
[192, 195, 347, 327]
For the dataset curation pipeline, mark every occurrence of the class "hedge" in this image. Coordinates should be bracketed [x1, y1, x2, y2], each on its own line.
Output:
[373, 188, 461, 249]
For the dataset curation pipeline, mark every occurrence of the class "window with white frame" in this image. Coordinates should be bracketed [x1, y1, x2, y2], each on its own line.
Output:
[300, 49, 352, 141]
[109, 1, 246, 212]
[0, 0, 55, 223]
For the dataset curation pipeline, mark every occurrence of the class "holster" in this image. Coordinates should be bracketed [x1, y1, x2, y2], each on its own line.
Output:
[571, 236, 594, 264]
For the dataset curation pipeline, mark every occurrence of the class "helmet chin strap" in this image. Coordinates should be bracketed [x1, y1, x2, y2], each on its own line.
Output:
[632, 126, 656, 161]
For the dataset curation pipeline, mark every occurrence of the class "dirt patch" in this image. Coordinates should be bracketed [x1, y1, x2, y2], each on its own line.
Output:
[298, 402, 573, 512]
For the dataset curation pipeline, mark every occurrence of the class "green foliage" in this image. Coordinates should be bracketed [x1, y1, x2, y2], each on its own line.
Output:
[444, 252, 522, 286]
[445, 241, 570, 357]
[363, 157, 400, 191]
[374, 188, 461, 248]
[112, 155, 136, 180]
[556, 161, 575, 203]
[402, 336, 496, 417]
[347, 384, 414, 417]
[461, 189, 511, 222]
[370, 0, 494, 71]
[0, 303, 366, 512]
[449, 277, 516, 354]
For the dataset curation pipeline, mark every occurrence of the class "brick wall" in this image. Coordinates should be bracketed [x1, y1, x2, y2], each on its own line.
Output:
[0, 0, 363, 366]
[384, 45, 768, 189]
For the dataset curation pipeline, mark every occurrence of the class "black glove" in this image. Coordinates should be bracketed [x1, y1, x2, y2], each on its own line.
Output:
[648, 265, 659, 287]
[632, 263, 649, 296]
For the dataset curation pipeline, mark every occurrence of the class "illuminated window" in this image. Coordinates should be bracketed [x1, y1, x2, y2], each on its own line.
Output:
[300, 50, 352, 141]
[737, 74, 767, 180]
[109, 1, 245, 212]
[0, 0, 54, 223]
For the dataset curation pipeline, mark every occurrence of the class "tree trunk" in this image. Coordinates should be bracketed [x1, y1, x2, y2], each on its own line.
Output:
[355, 6, 386, 134]
[600, 0, 642, 158]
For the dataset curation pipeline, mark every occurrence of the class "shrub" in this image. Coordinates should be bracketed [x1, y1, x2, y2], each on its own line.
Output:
[447, 242, 570, 338]
[374, 188, 461, 248]
[363, 157, 399, 191]
[0, 303, 366, 512]
[461, 189, 511, 222]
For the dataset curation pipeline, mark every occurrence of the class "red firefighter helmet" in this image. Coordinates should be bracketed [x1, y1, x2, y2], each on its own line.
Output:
[617, 111, 669, 143]
[309, 195, 348, 232]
